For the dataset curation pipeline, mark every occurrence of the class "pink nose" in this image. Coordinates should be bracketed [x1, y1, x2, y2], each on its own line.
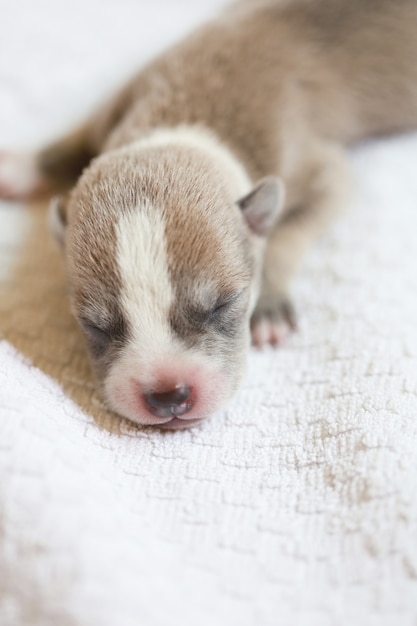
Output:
[144, 385, 193, 419]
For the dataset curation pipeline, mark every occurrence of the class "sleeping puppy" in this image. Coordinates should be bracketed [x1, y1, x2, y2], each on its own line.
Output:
[1, 0, 417, 429]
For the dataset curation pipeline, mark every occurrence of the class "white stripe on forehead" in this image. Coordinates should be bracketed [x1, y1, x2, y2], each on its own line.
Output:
[116, 200, 174, 357]
[127, 125, 252, 200]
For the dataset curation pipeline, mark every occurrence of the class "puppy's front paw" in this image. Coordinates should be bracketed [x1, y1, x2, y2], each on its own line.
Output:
[0, 151, 45, 200]
[250, 294, 297, 348]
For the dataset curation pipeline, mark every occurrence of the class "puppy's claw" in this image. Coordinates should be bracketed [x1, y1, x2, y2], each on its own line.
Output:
[250, 294, 297, 348]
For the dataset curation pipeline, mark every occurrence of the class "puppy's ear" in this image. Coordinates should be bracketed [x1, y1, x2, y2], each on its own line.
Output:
[49, 194, 68, 249]
[237, 176, 285, 236]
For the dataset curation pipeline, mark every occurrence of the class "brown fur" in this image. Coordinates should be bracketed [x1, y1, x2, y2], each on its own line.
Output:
[65, 0, 417, 338]
[37, 0, 417, 299]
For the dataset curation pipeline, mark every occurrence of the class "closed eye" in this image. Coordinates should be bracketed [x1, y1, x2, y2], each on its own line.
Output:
[208, 299, 235, 321]
[210, 290, 244, 317]
[79, 320, 113, 356]
[186, 290, 246, 336]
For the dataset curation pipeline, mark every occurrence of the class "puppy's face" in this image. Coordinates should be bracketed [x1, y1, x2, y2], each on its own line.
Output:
[54, 145, 282, 429]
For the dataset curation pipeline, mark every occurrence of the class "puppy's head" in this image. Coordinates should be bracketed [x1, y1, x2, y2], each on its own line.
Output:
[52, 144, 283, 429]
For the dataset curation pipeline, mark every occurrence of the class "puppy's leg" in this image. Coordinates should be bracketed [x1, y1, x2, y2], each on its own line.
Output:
[0, 82, 135, 201]
[0, 124, 96, 201]
[251, 141, 351, 347]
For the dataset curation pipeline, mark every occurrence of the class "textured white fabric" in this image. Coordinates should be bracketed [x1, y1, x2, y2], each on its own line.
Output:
[1, 2, 417, 625]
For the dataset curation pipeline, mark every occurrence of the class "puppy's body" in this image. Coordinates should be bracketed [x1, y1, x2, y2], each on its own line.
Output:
[2, 0, 417, 428]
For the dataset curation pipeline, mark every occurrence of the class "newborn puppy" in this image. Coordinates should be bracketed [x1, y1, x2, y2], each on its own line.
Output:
[1, 0, 417, 428]
[51, 131, 278, 429]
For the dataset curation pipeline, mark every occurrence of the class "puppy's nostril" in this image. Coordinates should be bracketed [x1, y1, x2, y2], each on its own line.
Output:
[147, 386, 191, 407]
[144, 386, 193, 418]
